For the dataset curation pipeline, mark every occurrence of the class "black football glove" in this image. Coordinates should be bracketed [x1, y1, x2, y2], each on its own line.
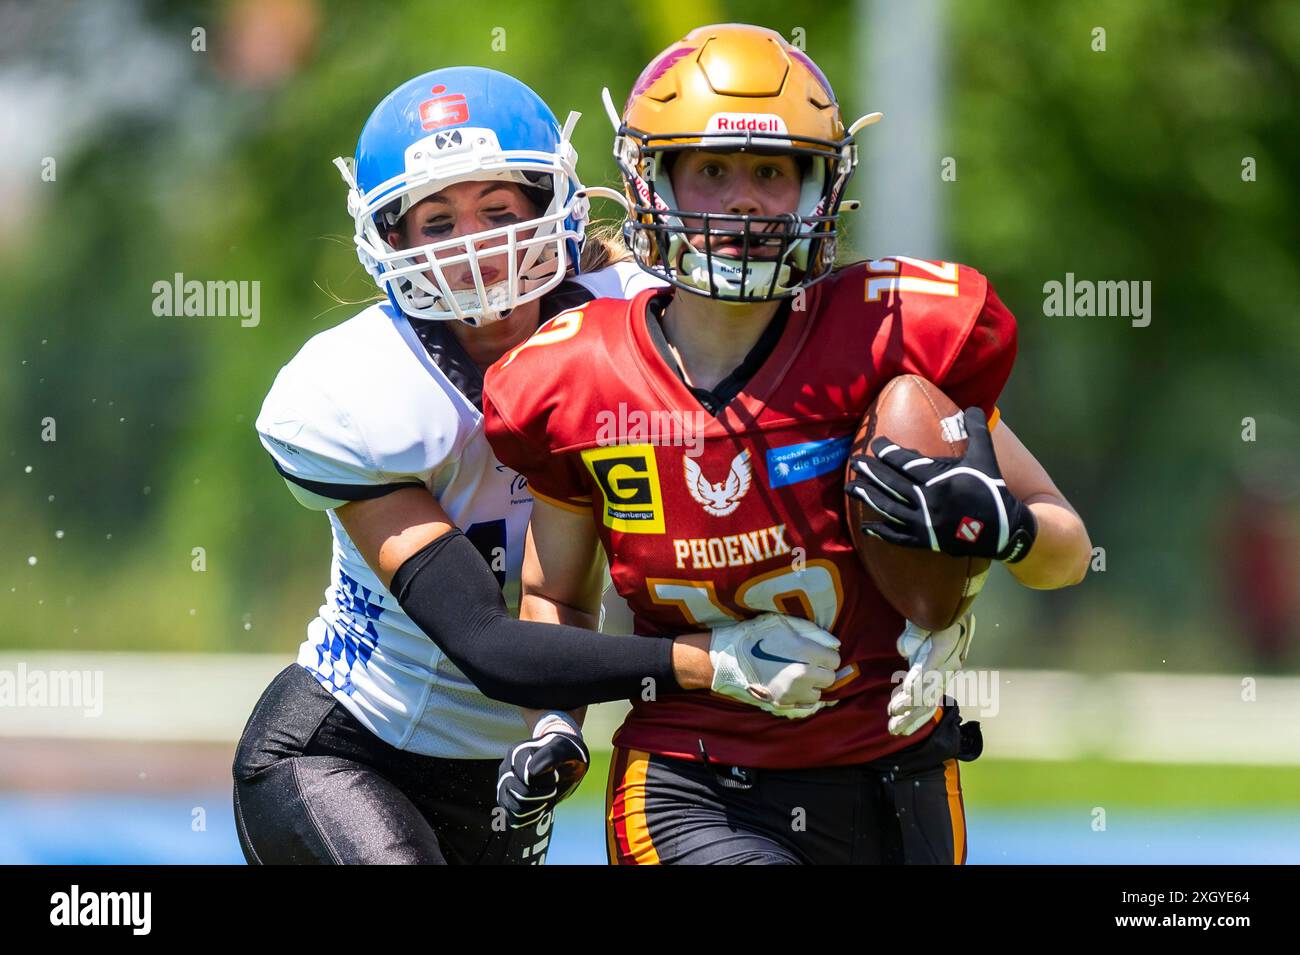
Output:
[845, 406, 1037, 562]
[496, 716, 590, 829]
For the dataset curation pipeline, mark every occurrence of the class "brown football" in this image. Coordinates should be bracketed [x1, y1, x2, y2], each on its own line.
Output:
[844, 375, 991, 631]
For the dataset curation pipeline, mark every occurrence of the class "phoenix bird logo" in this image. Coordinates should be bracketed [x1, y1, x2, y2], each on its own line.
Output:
[683, 450, 752, 517]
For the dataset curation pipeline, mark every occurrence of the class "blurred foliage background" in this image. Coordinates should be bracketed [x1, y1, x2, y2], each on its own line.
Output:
[1, 0, 1297, 674]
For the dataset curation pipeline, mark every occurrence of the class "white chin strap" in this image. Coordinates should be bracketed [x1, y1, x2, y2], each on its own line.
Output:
[451, 281, 513, 322]
[679, 250, 792, 300]
[404, 277, 517, 325]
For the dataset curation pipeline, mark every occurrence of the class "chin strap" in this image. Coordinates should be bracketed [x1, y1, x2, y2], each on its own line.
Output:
[680, 251, 792, 300]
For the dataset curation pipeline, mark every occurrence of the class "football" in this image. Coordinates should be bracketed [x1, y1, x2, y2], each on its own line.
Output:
[844, 375, 991, 631]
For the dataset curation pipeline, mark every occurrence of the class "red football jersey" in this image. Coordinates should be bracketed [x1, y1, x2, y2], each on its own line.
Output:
[483, 258, 1017, 768]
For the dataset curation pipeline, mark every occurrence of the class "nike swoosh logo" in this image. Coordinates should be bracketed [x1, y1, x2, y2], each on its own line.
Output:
[752, 640, 801, 664]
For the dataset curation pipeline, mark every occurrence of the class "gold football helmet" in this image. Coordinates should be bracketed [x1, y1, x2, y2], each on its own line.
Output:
[607, 23, 880, 301]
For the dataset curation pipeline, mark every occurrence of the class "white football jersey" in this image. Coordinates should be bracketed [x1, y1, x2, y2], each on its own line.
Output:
[256, 261, 662, 758]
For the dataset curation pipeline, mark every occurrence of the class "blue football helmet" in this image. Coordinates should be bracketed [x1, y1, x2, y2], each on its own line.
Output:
[335, 67, 598, 326]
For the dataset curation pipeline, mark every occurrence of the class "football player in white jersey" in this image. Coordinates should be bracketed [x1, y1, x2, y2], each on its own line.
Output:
[232, 66, 843, 865]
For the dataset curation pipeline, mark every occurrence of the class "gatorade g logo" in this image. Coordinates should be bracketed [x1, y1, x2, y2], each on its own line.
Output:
[581, 445, 665, 534]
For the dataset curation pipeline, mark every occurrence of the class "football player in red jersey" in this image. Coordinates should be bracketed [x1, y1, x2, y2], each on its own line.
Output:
[482, 24, 1092, 864]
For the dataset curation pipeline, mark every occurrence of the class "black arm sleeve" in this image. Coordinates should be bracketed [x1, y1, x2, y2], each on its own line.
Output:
[390, 529, 683, 711]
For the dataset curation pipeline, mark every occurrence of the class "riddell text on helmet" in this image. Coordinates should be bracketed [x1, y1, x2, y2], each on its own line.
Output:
[705, 113, 790, 134]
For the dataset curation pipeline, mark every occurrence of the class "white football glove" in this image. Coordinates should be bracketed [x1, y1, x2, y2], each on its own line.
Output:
[709, 613, 841, 719]
[888, 613, 976, 736]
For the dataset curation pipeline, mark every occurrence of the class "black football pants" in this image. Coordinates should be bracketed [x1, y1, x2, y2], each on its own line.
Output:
[606, 702, 981, 865]
[233, 664, 551, 865]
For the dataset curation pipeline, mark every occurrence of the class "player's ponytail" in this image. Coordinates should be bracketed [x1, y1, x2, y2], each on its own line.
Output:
[578, 218, 633, 273]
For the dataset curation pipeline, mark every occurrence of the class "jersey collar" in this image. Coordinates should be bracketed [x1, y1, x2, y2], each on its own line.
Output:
[624, 284, 822, 434]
